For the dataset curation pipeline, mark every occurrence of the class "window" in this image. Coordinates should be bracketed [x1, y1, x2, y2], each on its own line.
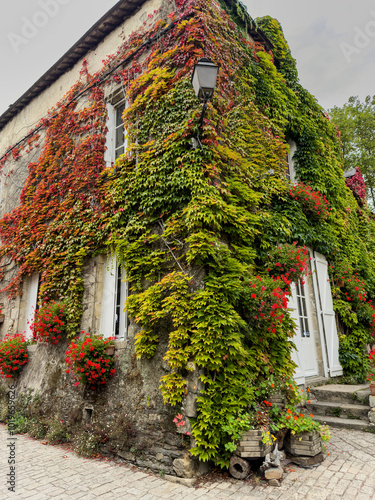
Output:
[286, 141, 297, 182]
[100, 255, 128, 340]
[295, 279, 310, 338]
[25, 273, 40, 338]
[104, 88, 127, 168]
[114, 101, 126, 160]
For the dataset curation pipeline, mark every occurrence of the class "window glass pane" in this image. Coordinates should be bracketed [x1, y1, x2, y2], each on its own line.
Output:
[116, 103, 125, 126]
[116, 125, 125, 148]
[115, 146, 124, 159]
[299, 316, 305, 337]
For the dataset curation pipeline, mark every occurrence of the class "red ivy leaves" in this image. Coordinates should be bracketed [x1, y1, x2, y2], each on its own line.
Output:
[345, 167, 366, 204]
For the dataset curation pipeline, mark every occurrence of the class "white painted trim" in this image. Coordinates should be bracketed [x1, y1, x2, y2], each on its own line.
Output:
[287, 141, 297, 183]
[310, 251, 329, 378]
[104, 103, 116, 168]
[100, 254, 117, 338]
[118, 269, 128, 339]
[100, 254, 128, 340]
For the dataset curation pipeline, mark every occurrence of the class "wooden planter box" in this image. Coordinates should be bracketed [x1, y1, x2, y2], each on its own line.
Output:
[284, 430, 322, 457]
[235, 429, 272, 458]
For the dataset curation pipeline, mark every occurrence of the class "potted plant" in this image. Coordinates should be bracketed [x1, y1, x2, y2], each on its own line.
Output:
[0, 333, 30, 379]
[32, 301, 67, 344]
[0, 309, 4, 323]
[289, 182, 331, 221]
[65, 332, 116, 390]
[105, 344, 115, 356]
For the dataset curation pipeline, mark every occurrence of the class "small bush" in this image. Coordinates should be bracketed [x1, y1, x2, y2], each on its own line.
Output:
[0, 334, 30, 378]
[32, 301, 67, 344]
[65, 332, 115, 389]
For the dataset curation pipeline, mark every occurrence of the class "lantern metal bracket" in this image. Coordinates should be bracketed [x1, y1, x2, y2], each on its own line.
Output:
[192, 99, 208, 150]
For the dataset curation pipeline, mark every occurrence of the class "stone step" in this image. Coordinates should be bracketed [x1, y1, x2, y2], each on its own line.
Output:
[307, 400, 370, 421]
[309, 384, 371, 406]
[312, 414, 373, 431]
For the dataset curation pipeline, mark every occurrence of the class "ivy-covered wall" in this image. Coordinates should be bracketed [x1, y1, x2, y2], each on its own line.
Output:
[0, 0, 374, 470]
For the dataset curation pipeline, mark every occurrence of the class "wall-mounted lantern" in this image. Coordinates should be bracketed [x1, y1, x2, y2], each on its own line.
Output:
[191, 57, 219, 149]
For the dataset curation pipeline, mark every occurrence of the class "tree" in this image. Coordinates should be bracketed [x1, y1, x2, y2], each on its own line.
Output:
[329, 95, 375, 207]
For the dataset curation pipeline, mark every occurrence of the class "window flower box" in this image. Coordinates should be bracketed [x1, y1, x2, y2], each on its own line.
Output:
[105, 344, 115, 356]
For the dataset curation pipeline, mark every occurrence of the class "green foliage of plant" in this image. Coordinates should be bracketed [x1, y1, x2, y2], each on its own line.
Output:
[220, 411, 253, 453]
[339, 327, 370, 382]
[9, 413, 29, 434]
[45, 416, 70, 444]
[329, 95, 375, 207]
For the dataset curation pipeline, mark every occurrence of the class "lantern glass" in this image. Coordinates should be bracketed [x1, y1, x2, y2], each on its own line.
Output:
[191, 58, 219, 101]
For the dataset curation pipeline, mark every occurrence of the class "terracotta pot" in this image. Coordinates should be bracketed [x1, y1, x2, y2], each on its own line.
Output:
[0, 314, 5, 323]
[370, 382, 375, 396]
[105, 345, 115, 356]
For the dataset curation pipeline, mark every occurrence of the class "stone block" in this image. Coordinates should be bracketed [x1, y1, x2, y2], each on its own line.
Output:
[173, 454, 196, 478]
[290, 452, 325, 467]
[265, 467, 283, 480]
[118, 450, 135, 461]
[368, 408, 375, 424]
[268, 478, 281, 486]
[369, 395, 375, 408]
[184, 393, 197, 418]
[176, 416, 191, 435]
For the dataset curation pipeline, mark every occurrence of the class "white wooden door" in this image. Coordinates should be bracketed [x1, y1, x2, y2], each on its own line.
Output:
[289, 280, 319, 385]
[313, 252, 343, 377]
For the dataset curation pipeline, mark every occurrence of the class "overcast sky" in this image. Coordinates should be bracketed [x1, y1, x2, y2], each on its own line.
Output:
[1, 0, 374, 118]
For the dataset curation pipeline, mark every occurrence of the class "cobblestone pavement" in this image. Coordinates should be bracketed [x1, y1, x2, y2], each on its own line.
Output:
[1, 424, 375, 500]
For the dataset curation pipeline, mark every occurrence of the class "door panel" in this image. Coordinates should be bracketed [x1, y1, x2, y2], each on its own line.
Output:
[314, 252, 343, 377]
[289, 280, 319, 384]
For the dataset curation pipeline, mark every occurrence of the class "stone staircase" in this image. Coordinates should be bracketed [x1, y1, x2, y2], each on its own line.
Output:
[306, 384, 373, 431]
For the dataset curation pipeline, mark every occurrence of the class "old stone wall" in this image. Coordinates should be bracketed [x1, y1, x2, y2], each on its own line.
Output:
[0, 325, 192, 475]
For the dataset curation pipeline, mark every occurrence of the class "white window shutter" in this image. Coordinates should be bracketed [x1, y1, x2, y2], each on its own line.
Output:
[25, 274, 39, 338]
[100, 254, 117, 338]
[313, 252, 343, 377]
[118, 269, 128, 339]
[104, 103, 115, 168]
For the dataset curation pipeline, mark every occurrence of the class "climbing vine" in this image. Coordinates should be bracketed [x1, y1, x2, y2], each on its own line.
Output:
[1, 0, 375, 467]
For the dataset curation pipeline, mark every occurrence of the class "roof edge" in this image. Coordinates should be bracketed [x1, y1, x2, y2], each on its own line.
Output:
[0, 0, 273, 133]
